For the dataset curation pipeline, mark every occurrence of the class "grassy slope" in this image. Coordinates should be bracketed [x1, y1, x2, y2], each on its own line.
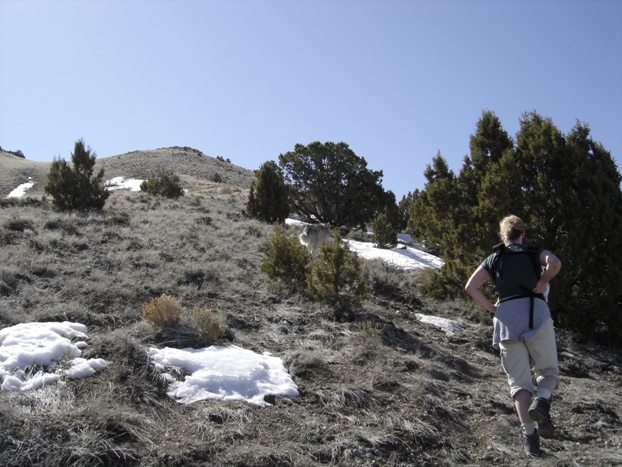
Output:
[0, 152, 621, 466]
[0, 147, 255, 198]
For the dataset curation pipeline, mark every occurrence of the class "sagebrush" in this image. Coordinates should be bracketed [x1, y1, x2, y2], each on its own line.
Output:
[191, 307, 225, 342]
[141, 294, 183, 329]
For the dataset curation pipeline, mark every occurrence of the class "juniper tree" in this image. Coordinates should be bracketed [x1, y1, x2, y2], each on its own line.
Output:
[398, 190, 419, 233]
[460, 111, 516, 250]
[279, 141, 387, 229]
[408, 152, 460, 256]
[44, 139, 109, 210]
[259, 226, 309, 287]
[372, 210, 398, 249]
[379, 189, 402, 234]
[410, 111, 622, 345]
[306, 230, 367, 320]
[246, 161, 290, 224]
[140, 170, 184, 198]
[517, 117, 622, 345]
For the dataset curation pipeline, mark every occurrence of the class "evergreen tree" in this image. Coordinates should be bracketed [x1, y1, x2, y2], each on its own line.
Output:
[245, 161, 290, 224]
[401, 190, 421, 236]
[140, 170, 184, 198]
[409, 152, 460, 256]
[44, 139, 109, 210]
[506, 113, 622, 345]
[397, 190, 417, 233]
[460, 111, 516, 251]
[260, 226, 309, 287]
[371, 210, 398, 249]
[415, 111, 622, 345]
[512, 112, 568, 247]
[378, 189, 401, 234]
[306, 229, 367, 320]
[549, 122, 622, 344]
[279, 142, 386, 229]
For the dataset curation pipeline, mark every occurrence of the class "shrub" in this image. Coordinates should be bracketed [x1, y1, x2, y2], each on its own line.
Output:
[44, 139, 110, 210]
[354, 320, 383, 365]
[141, 294, 183, 329]
[260, 226, 309, 287]
[140, 170, 184, 199]
[246, 161, 290, 224]
[346, 227, 370, 242]
[371, 211, 397, 249]
[4, 218, 35, 232]
[191, 307, 225, 342]
[418, 267, 457, 299]
[306, 230, 367, 318]
[105, 213, 131, 226]
[0, 230, 19, 246]
[44, 218, 79, 235]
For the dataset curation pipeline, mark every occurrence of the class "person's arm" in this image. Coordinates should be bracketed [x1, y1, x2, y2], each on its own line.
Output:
[465, 266, 496, 314]
[533, 250, 561, 295]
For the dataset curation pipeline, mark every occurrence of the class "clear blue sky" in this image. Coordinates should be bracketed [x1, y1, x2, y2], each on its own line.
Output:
[1, 0, 620, 199]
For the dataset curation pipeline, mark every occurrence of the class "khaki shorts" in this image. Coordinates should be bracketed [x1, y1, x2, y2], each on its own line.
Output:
[498, 318, 560, 398]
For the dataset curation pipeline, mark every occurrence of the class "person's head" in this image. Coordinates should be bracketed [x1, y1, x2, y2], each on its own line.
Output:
[499, 215, 525, 244]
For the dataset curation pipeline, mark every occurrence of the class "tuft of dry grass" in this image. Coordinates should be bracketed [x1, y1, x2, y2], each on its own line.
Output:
[191, 307, 225, 342]
[141, 294, 183, 329]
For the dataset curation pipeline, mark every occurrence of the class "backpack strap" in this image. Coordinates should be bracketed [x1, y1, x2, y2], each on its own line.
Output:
[498, 287, 546, 329]
[524, 245, 543, 281]
[490, 243, 505, 280]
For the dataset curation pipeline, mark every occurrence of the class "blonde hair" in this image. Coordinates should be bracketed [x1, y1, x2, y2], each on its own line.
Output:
[499, 215, 525, 243]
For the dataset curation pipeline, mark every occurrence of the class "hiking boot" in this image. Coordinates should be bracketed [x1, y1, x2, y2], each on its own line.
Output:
[522, 429, 541, 457]
[528, 397, 554, 439]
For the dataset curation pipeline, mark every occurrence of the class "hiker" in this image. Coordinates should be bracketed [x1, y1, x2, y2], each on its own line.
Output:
[464, 215, 562, 457]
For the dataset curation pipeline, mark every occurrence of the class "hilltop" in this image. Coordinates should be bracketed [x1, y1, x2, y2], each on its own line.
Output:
[0, 149, 621, 466]
[0, 146, 256, 198]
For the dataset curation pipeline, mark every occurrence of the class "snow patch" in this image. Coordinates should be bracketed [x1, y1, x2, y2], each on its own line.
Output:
[6, 177, 35, 198]
[0, 322, 109, 391]
[149, 345, 299, 406]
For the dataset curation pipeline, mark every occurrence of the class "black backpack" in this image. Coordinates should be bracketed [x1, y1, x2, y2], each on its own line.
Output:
[491, 243, 544, 329]
[490, 243, 542, 283]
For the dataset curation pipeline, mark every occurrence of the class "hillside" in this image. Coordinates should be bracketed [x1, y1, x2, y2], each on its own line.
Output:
[0, 152, 621, 466]
[0, 150, 51, 198]
[0, 147, 255, 198]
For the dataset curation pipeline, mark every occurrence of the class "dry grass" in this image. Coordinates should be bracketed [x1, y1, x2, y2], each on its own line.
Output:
[141, 294, 183, 329]
[1, 154, 621, 466]
[191, 307, 225, 342]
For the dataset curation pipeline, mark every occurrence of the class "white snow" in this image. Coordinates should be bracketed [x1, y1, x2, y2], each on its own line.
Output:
[285, 218, 443, 271]
[1, 179, 456, 405]
[345, 238, 443, 270]
[149, 345, 299, 406]
[0, 322, 109, 391]
[104, 176, 143, 192]
[7, 177, 35, 198]
[4, 176, 143, 199]
[415, 314, 464, 336]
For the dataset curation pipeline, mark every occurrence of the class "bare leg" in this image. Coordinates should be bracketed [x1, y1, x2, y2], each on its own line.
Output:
[514, 389, 534, 425]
